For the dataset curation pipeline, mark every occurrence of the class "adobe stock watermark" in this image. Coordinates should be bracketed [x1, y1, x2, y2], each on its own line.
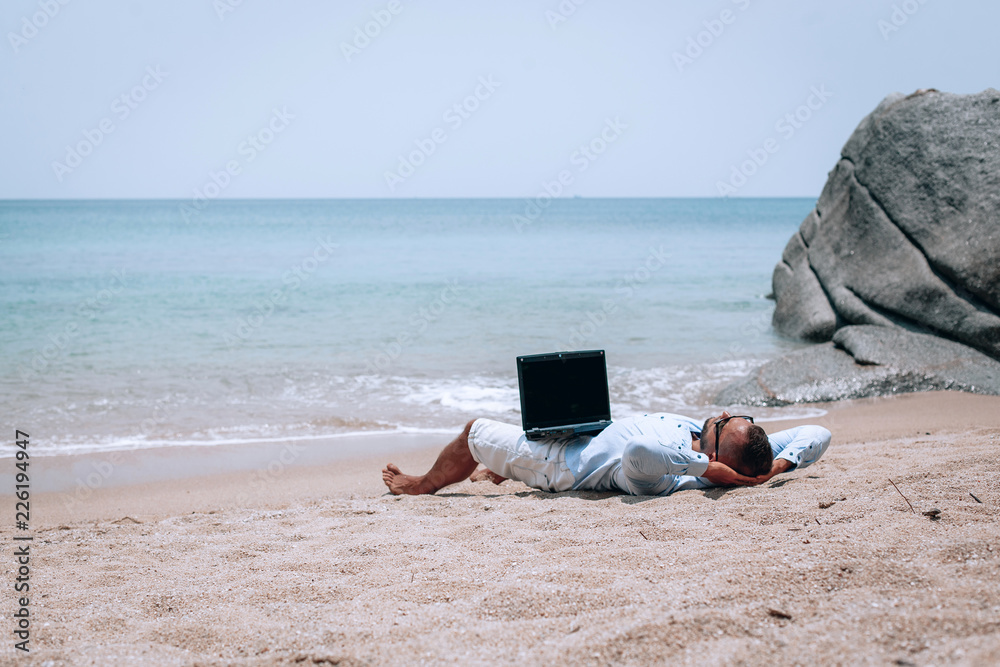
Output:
[60, 451, 122, 514]
[222, 236, 337, 348]
[546, 0, 588, 30]
[383, 75, 501, 193]
[226, 442, 307, 510]
[364, 279, 463, 373]
[673, 0, 751, 73]
[716, 85, 833, 196]
[878, 0, 931, 41]
[513, 117, 627, 232]
[558, 245, 670, 350]
[340, 0, 404, 62]
[179, 107, 294, 223]
[214, 0, 247, 22]
[51, 66, 168, 183]
[7, 0, 72, 55]
[57, 405, 307, 515]
[58, 403, 170, 515]
[709, 309, 772, 367]
[17, 267, 127, 381]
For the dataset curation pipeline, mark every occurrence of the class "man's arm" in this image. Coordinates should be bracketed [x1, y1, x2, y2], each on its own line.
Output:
[620, 434, 764, 493]
[702, 460, 764, 487]
[755, 425, 832, 483]
[620, 433, 719, 494]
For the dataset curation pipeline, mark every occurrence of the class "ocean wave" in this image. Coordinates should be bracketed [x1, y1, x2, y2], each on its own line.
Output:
[1, 359, 826, 458]
[3, 425, 459, 458]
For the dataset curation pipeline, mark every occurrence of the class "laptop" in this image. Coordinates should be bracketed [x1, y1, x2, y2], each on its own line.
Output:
[516, 349, 612, 441]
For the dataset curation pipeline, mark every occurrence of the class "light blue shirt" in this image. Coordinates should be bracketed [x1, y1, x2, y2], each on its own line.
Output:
[563, 412, 832, 496]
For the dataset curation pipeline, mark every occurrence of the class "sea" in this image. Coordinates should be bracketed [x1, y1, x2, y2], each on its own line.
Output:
[0, 198, 823, 458]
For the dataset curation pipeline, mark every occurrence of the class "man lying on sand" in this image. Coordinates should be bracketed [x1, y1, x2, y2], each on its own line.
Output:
[382, 411, 831, 496]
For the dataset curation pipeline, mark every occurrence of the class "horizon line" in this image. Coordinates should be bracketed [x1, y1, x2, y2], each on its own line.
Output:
[0, 195, 818, 203]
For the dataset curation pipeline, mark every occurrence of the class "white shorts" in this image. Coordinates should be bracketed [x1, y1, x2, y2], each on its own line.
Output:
[467, 418, 576, 492]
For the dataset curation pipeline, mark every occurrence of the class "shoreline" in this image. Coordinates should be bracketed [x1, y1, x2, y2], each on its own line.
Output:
[20, 390, 1000, 526]
[15, 431, 451, 493]
[5, 400, 834, 500]
[21, 432, 445, 525]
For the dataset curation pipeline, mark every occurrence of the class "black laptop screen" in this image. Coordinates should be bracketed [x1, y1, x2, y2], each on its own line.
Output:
[518, 351, 611, 430]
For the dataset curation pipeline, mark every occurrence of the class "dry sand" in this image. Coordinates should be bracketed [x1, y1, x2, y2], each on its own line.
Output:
[4, 391, 1000, 666]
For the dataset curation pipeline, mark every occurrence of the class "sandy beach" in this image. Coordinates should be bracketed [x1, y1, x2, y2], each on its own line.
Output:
[5, 390, 1000, 666]
[6, 3, 999, 666]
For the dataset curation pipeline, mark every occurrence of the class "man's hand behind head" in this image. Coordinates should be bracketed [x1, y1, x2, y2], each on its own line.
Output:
[701, 460, 764, 487]
[750, 458, 794, 486]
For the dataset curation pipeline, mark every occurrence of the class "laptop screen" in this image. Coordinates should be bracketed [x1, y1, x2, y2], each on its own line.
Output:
[517, 350, 611, 430]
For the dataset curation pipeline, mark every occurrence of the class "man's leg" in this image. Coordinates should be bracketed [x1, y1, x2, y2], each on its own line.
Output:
[382, 419, 480, 495]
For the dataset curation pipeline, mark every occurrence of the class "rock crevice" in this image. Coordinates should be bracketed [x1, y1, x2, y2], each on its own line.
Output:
[852, 163, 1000, 322]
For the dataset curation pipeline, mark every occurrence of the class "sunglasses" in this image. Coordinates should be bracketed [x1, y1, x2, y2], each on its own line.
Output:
[712, 415, 754, 461]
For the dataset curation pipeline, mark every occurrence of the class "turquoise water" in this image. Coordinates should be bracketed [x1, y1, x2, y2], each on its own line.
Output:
[0, 198, 817, 455]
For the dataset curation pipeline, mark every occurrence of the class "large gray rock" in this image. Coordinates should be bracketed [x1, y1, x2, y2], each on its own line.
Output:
[716, 325, 1000, 406]
[772, 89, 1000, 360]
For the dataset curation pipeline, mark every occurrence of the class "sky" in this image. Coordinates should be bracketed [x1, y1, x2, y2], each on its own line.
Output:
[2, 0, 997, 199]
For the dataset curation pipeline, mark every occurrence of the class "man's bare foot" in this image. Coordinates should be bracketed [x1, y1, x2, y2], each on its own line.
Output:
[470, 466, 508, 485]
[382, 463, 433, 495]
